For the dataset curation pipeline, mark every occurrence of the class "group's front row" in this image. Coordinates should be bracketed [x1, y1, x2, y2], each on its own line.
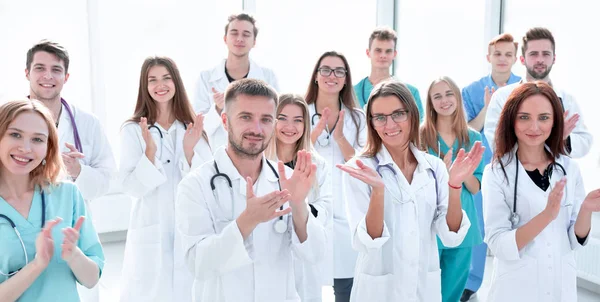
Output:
[1, 77, 599, 302]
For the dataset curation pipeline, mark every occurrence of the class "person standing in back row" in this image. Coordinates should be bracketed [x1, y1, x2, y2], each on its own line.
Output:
[194, 13, 280, 152]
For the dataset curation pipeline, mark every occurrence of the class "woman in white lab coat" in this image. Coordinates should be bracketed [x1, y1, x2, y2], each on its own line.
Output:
[483, 81, 600, 302]
[265, 94, 333, 302]
[119, 56, 212, 302]
[338, 81, 483, 302]
[304, 51, 367, 300]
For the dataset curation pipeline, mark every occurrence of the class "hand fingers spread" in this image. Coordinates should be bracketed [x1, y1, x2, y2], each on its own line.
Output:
[74, 216, 85, 231]
[277, 161, 288, 182]
[272, 207, 292, 220]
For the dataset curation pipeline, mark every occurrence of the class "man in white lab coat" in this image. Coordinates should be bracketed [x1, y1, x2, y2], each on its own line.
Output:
[24, 40, 116, 302]
[176, 79, 326, 302]
[194, 13, 279, 151]
[484, 27, 592, 158]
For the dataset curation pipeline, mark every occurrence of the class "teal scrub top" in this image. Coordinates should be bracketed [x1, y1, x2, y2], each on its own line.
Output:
[427, 129, 484, 249]
[0, 182, 104, 302]
[353, 76, 424, 123]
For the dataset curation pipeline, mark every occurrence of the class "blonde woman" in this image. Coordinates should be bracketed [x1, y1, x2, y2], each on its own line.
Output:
[265, 94, 332, 302]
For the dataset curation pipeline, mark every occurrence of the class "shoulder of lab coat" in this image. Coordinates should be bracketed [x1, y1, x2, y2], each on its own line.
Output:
[482, 156, 520, 260]
[555, 89, 593, 158]
[342, 154, 392, 255]
[562, 157, 589, 249]
[344, 106, 367, 150]
[420, 146, 471, 247]
[309, 152, 333, 227]
[69, 105, 116, 200]
[483, 82, 518, 154]
[118, 122, 167, 199]
[175, 160, 253, 281]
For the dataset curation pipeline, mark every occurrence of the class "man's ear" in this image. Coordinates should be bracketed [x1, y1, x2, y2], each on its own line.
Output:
[222, 111, 228, 131]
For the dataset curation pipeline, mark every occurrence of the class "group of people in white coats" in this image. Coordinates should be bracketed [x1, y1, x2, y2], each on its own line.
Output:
[1, 9, 599, 302]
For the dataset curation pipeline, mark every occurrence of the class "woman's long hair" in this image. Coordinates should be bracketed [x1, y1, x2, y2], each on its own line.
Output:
[125, 56, 208, 143]
[494, 81, 566, 181]
[419, 76, 470, 156]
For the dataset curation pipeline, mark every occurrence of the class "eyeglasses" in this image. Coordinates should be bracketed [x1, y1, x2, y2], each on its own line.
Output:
[317, 67, 347, 78]
[371, 110, 409, 127]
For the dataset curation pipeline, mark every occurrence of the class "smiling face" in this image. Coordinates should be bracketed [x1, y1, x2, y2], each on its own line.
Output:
[147, 65, 176, 104]
[26, 51, 69, 102]
[370, 95, 411, 149]
[275, 103, 305, 147]
[0, 111, 49, 176]
[224, 94, 276, 159]
[514, 94, 554, 149]
[429, 81, 457, 117]
[316, 56, 347, 95]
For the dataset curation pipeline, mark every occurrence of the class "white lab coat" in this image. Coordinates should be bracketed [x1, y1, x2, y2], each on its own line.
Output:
[343, 144, 471, 302]
[57, 102, 116, 201]
[194, 59, 280, 152]
[484, 81, 592, 158]
[308, 103, 367, 280]
[57, 102, 116, 302]
[175, 147, 327, 302]
[118, 121, 212, 302]
[290, 153, 333, 302]
[482, 147, 588, 302]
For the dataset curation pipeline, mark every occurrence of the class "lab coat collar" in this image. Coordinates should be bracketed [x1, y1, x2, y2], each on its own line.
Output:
[374, 143, 434, 172]
[213, 148, 279, 195]
[209, 58, 266, 83]
[500, 143, 567, 175]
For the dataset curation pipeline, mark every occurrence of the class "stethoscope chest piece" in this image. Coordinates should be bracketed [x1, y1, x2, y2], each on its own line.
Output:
[510, 212, 520, 227]
[273, 219, 287, 234]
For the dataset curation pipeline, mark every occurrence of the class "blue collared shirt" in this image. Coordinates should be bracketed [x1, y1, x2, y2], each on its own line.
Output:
[461, 73, 521, 164]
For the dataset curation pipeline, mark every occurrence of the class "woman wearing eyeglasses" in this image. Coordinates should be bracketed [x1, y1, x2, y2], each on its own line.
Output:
[420, 77, 484, 302]
[264, 94, 333, 302]
[304, 51, 367, 301]
[483, 82, 600, 302]
[0, 100, 104, 302]
[338, 81, 483, 301]
[119, 56, 212, 302]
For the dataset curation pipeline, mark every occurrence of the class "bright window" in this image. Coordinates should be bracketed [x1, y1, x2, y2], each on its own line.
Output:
[252, 0, 377, 94]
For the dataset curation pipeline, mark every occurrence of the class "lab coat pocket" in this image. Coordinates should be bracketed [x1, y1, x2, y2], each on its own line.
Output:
[126, 224, 161, 278]
[351, 273, 393, 302]
[489, 258, 536, 301]
[422, 269, 442, 301]
[561, 253, 577, 300]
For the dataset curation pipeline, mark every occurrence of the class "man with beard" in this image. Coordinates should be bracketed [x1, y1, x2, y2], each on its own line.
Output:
[175, 79, 326, 302]
[484, 27, 592, 158]
[194, 13, 280, 152]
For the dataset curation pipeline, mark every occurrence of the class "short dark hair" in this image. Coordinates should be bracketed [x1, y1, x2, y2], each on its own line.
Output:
[26, 40, 70, 74]
[224, 79, 277, 110]
[522, 27, 556, 57]
[225, 13, 258, 38]
[368, 26, 397, 49]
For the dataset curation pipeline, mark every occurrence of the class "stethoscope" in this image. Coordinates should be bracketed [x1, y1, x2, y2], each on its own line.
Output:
[510, 152, 568, 227]
[146, 123, 187, 164]
[372, 156, 438, 204]
[27, 97, 83, 153]
[210, 159, 288, 234]
[0, 191, 46, 277]
[310, 97, 342, 147]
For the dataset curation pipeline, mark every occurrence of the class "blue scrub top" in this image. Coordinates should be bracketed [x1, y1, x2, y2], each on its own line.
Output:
[427, 129, 484, 249]
[0, 182, 104, 302]
[461, 73, 521, 164]
[354, 76, 424, 123]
